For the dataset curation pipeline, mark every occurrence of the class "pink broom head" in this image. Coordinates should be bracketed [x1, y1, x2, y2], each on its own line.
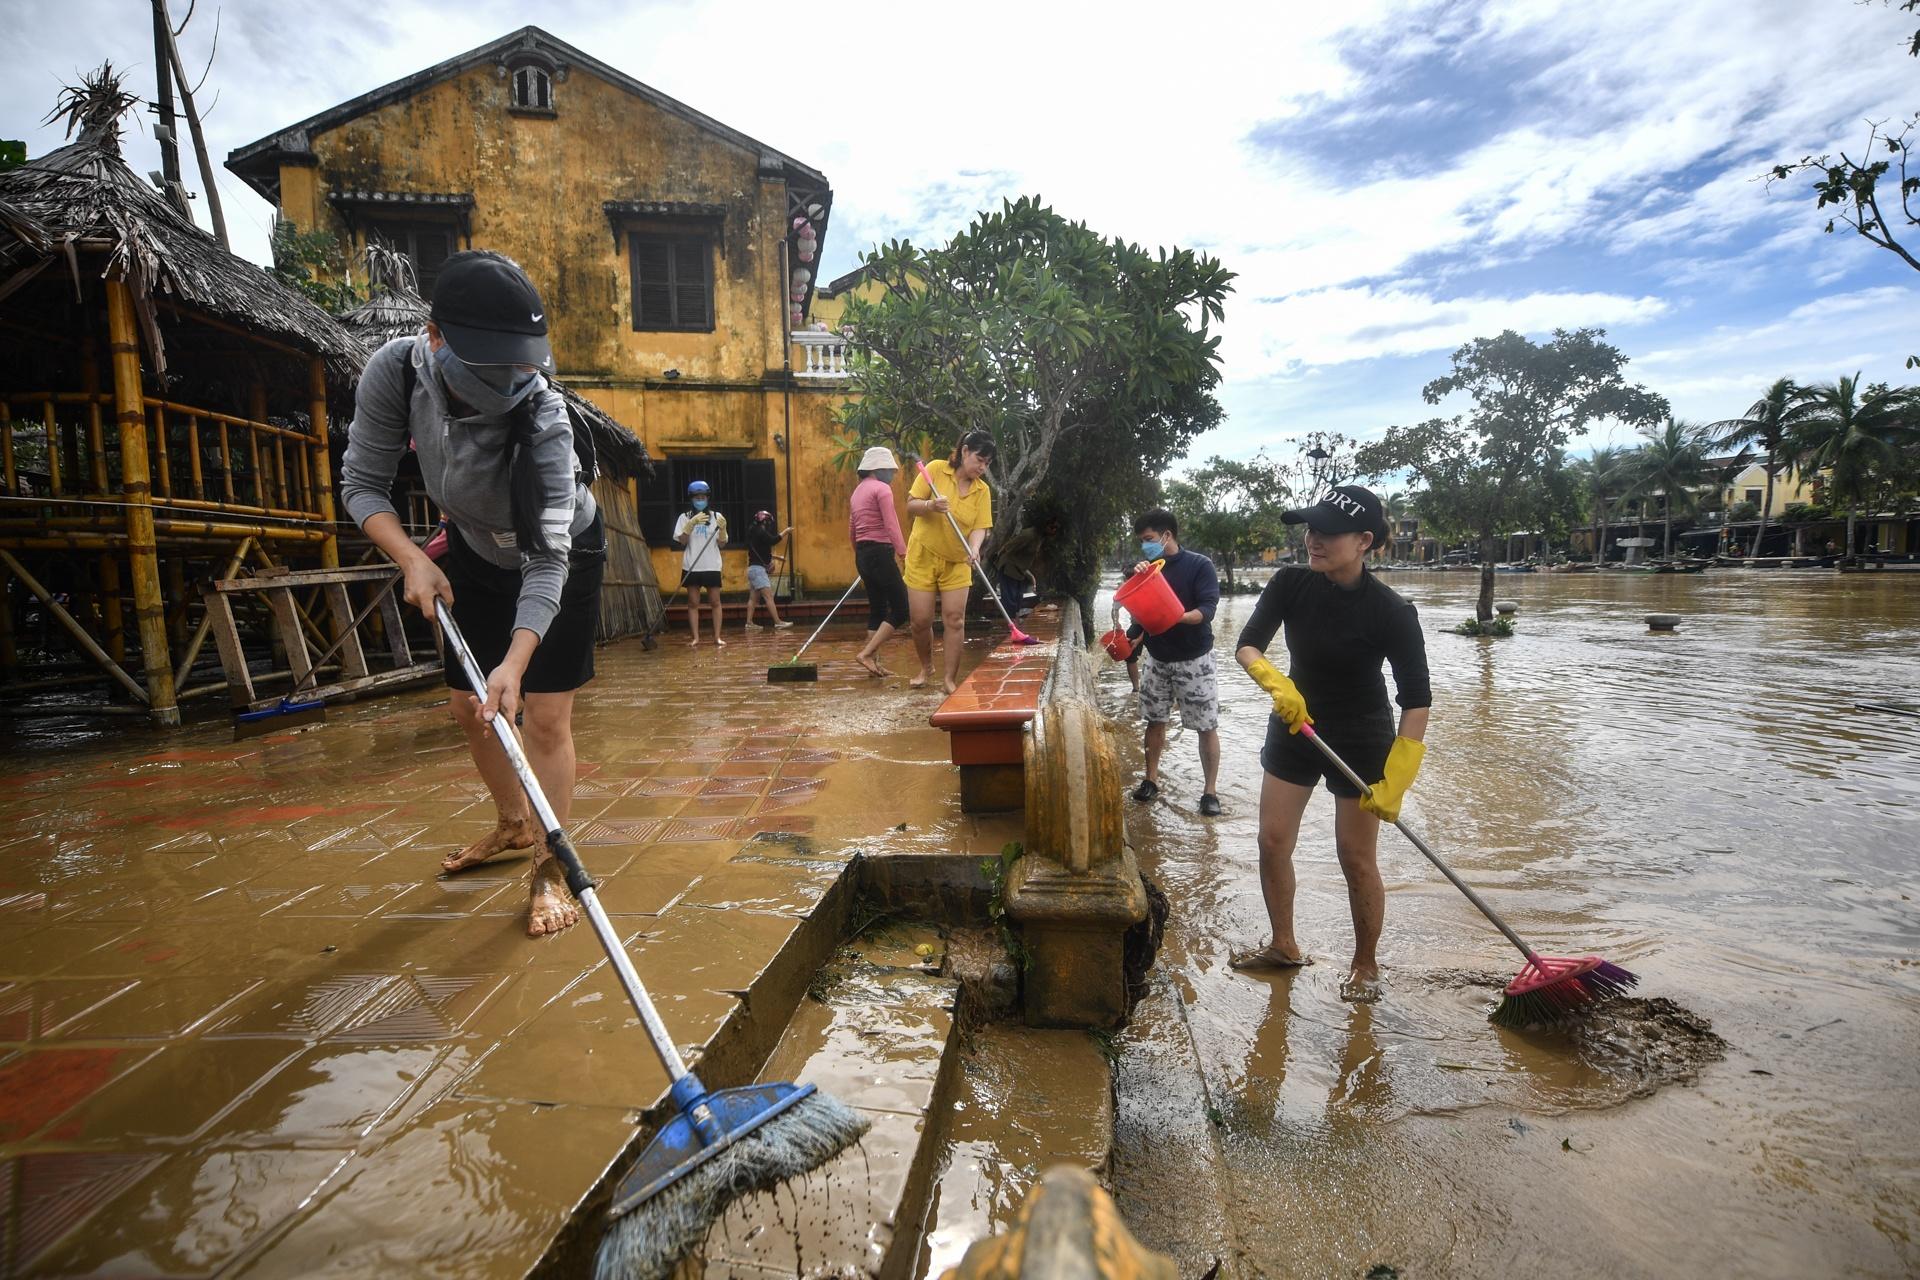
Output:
[1490, 954, 1638, 1029]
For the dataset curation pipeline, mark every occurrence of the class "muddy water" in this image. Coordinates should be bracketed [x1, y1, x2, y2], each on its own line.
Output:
[1106, 570, 1920, 1278]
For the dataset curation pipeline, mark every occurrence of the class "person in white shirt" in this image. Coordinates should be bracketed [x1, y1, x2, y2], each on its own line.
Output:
[672, 479, 729, 646]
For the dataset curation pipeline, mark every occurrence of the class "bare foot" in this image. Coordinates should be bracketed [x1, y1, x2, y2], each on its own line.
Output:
[714, 635, 727, 648]
[442, 815, 539, 874]
[526, 855, 580, 937]
[908, 669, 930, 689]
[942, 678, 959, 695]
[1340, 964, 1383, 1003]
[856, 655, 888, 678]
[1229, 944, 1312, 972]
[689, 636, 701, 647]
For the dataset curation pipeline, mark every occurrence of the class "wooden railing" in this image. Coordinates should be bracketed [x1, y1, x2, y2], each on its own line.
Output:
[0, 390, 329, 531]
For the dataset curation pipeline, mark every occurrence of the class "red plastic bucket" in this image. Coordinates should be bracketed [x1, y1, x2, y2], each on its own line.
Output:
[1114, 561, 1184, 635]
[1099, 627, 1134, 661]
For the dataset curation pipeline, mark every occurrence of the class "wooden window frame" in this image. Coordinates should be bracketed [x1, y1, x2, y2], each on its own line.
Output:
[627, 231, 716, 333]
[364, 219, 461, 297]
[511, 65, 554, 112]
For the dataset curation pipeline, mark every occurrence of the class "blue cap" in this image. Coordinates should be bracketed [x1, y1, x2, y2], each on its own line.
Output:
[687, 480, 710, 495]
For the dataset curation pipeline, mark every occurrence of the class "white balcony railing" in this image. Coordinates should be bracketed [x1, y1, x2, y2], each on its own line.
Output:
[793, 329, 852, 379]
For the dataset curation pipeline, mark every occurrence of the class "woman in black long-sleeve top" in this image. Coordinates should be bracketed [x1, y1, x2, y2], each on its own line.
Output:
[1230, 485, 1431, 1001]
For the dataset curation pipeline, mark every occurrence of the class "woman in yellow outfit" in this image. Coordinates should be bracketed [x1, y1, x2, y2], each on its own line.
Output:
[905, 431, 996, 692]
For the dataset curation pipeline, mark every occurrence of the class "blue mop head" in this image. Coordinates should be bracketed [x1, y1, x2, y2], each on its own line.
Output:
[593, 1081, 869, 1280]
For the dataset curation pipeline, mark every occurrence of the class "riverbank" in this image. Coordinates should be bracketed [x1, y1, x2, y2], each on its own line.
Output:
[1105, 571, 1920, 1277]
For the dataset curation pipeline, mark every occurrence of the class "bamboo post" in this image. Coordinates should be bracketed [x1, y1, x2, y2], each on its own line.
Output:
[246, 422, 264, 509]
[1, 402, 13, 492]
[0, 549, 149, 704]
[105, 277, 179, 726]
[172, 535, 251, 688]
[44, 399, 62, 496]
[186, 415, 204, 499]
[218, 419, 234, 502]
[149, 403, 172, 498]
[308, 356, 340, 568]
[99, 553, 126, 663]
[83, 331, 109, 493]
[272, 434, 288, 510]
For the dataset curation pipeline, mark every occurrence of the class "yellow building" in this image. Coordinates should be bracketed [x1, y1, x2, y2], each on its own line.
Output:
[228, 26, 866, 592]
[1715, 457, 1816, 518]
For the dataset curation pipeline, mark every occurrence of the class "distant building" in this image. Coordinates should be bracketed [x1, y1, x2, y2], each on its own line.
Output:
[229, 26, 868, 592]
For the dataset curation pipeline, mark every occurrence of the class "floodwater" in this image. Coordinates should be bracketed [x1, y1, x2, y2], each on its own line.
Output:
[1106, 570, 1920, 1278]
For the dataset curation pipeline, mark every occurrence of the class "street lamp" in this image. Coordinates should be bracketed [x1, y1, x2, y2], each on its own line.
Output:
[1306, 444, 1331, 498]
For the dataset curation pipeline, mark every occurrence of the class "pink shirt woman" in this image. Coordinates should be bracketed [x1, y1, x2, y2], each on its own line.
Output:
[850, 448, 910, 677]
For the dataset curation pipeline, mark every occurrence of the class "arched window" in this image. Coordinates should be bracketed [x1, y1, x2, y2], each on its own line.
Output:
[512, 65, 552, 111]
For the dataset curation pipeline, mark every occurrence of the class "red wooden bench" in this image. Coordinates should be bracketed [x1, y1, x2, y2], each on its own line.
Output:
[929, 604, 1060, 812]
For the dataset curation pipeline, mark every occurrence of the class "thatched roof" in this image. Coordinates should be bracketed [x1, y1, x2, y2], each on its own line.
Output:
[337, 280, 650, 481]
[0, 65, 362, 379]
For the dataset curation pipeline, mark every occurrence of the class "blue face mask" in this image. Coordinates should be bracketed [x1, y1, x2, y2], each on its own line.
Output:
[1140, 540, 1165, 561]
[691, 498, 709, 512]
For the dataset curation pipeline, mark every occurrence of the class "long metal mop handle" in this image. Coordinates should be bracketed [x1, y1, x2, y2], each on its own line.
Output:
[435, 599, 695, 1084]
[912, 458, 1025, 634]
[1297, 722, 1541, 965]
[787, 577, 864, 663]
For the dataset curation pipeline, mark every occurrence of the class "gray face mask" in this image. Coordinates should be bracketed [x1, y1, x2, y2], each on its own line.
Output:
[433, 343, 539, 417]
[873, 468, 896, 484]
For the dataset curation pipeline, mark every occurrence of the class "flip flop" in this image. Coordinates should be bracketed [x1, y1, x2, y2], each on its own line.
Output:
[1228, 945, 1313, 972]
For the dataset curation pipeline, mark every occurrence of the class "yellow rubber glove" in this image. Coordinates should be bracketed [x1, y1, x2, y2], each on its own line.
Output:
[1360, 736, 1426, 823]
[1245, 657, 1312, 733]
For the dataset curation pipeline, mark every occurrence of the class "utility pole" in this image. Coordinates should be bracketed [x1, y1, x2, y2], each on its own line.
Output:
[150, 0, 189, 219]
[154, 0, 228, 249]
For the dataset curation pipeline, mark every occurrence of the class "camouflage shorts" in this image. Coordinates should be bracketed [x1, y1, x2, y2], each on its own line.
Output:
[1138, 651, 1219, 732]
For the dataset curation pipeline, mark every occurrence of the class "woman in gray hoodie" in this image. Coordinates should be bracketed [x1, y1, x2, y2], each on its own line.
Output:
[340, 251, 603, 938]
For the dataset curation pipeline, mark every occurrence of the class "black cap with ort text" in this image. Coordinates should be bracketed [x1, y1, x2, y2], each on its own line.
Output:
[429, 250, 555, 373]
[1282, 484, 1390, 541]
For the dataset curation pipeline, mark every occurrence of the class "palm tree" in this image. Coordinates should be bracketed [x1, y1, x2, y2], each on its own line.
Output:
[1570, 445, 1628, 563]
[1784, 374, 1918, 560]
[1707, 377, 1800, 559]
[1379, 491, 1407, 559]
[1626, 419, 1712, 558]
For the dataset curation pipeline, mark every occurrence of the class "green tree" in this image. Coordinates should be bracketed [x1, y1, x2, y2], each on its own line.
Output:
[1768, 2, 1919, 362]
[270, 218, 360, 311]
[839, 196, 1233, 549]
[1784, 373, 1919, 557]
[1623, 418, 1713, 558]
[1707, 377, 1800, 558]
[1356, 329, 1668, 620]
[1569, 444, 1629, 563]
[0, 140, 25, 173]
[1163, 452, 1291, 590]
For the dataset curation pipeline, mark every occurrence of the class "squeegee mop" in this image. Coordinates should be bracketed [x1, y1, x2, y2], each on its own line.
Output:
[1298, 722, 1638, 1028]
[433, 602, 867, 1279]
[910, 458, 1039, 646]
[767, 577, 864, 683]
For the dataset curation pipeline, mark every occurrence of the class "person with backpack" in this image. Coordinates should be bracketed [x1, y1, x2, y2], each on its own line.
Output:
[673, 480, 729, 645]
[742, 509, 793, 631]
[340, 250, 605, 939]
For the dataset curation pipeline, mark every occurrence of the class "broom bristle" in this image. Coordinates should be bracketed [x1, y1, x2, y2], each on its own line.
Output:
[1490, 958, 1639, 1029]
[594, 1092, 868, 1280]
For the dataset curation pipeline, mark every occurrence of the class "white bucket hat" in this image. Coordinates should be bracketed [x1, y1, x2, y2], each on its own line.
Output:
[858, 446, 899, 471]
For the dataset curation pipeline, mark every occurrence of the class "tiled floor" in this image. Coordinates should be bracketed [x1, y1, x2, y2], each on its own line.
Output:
[0, 623, 984, 1277]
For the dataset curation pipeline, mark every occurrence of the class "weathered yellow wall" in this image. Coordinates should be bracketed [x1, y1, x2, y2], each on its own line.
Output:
[281, 61, 885, 591]
[1720, 462, 1815, 517]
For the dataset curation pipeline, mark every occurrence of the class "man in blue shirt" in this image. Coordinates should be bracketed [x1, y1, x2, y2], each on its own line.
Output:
[1126, 509, 1224, 816]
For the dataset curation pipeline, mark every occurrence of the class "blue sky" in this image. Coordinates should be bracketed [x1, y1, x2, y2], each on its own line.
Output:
[9, 0, 1917, 466]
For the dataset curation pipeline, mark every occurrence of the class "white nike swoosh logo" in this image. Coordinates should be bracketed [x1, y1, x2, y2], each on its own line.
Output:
[530, 312, 544, 322]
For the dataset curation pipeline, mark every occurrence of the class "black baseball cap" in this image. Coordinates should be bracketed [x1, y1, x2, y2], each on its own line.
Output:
[1283, 484, 1389, 540]
[430, 251, 554, 373]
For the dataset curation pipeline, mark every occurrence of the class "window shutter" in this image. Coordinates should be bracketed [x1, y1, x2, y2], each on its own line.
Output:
[674, 238, 711, 329]
[632, 237, 673, 327]
[638, 463, 677, 544]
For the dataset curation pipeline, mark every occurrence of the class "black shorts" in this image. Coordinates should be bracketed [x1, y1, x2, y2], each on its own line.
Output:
[856, 541, 909, 630]
[1261, 708, 1393, 797]
[682, 570, 723, 589]
[443, 512, 605, 695]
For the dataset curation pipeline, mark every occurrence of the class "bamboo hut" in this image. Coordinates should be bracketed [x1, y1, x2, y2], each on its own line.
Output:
[0, 67, 365, 726]
[333, 258, 664, 643]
